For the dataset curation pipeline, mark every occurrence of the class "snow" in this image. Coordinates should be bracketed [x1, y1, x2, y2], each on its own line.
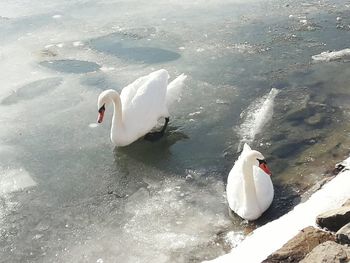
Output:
[206, 158, 350, 263]
[89, 123, 99, 128]
[0, 168, 36, 195]
[237, 88, 279, 151]
[312, 48, 350, 62]
[72, 41, 84, 47]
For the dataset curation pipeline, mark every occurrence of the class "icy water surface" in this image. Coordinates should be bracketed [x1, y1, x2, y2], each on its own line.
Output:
[1, 0, 350, 262]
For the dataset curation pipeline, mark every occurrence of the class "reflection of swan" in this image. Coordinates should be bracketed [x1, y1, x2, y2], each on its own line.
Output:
[115, 126, 188, 163]
[97, 69, 187, 146]
[227, 144, 274, 221]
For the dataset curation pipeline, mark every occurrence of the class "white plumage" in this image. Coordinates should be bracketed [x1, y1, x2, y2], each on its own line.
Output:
[97, 69, 187, 146]
[227, 144, 274, 221]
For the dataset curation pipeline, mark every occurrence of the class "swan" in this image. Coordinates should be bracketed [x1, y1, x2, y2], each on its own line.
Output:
[97, 69, 187, 146]
[226, 143, 274, 221]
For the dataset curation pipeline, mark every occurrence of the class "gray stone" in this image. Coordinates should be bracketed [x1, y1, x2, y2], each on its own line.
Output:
[316, 206, 350, 232]
[299, 241, 350, 263]
[262, 226, 335, 262]
[336, 223, 350, 245]
[342, 199, 350, 207]
[305, 113, 324, 126]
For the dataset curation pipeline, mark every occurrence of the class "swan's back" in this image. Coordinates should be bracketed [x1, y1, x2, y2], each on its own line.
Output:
[121, 69, 170, 137]
[120, 75, 149, 108]
[166, 73, 187, 107]
[120, 69, 169, 110]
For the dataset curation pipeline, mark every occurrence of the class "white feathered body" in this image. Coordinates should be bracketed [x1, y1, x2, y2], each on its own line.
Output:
[108, 69, 186, 146]
[227, 145, 274, 220]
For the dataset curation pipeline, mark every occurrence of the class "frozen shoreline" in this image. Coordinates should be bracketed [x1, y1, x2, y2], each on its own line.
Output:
[206, 157, 350, 263]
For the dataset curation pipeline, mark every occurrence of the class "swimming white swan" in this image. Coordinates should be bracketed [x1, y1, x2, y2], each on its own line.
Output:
[97, 69, 187, 146]
[227, 144, 274, 221]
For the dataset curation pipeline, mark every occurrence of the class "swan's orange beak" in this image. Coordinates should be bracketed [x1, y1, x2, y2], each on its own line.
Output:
[97, 111, 104, 123]
[259, 162, 272, 176]
[97, 105, 105, 123]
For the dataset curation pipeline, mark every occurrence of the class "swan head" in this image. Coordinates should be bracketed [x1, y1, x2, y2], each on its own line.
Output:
[97, 90, 114, 123]
[257, 157, 272, 176]
[97, 101, 106, 124]
[244, 148, 272, 176]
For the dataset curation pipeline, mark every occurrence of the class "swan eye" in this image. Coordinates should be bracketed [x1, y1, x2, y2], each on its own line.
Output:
[257, 158, 267, 164]
[98, 104, 105, 113]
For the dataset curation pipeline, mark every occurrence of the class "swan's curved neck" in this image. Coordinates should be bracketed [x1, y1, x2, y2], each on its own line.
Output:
[107, 90, 124, 138]
[242, 158, 258, 205]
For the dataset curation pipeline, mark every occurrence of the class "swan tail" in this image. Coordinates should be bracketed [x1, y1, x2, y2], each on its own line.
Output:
[166, 73, 187, 107]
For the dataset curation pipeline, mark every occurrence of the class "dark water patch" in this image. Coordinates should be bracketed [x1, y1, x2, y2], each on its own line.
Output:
[326, 93, 350, 110]
[80, 74, 120, 91]
[1, 77, 63, 105]
[267, 158, 289, 175]
[255, 183, 301, 226]
[272, 81, 289, 90]
[89, 32, 180, 64]
[304, 112, 328, 128]
[270, 133, 288, 142]
[226, 183, 301, 227]
[271, 138, 319, 159]
[40, 60, 101, 74]
[285, 102, 332, 129]
[307, 80, 324, 90]
[114, 127, 189, 173]
[115, 46, 180, 64]
[286, 106, 314, 123]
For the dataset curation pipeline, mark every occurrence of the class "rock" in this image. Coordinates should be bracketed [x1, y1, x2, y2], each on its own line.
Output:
[286, 107, 312, 122]
[299, 241, 350, 263]
[271, 141, 305, 159]
[336, 223, 350, 245]
[316, 205, 350, 232]
[262, 226, 335, 262]
[342, 199, 350, 207]
[305, 113, 324, 126]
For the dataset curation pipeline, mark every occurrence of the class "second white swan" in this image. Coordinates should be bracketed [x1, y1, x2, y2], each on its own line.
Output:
[227, 143, 274, 221]
[97, 69, 187, 146]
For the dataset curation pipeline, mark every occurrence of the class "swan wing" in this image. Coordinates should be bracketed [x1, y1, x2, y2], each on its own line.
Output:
[253, 167, 274, 212]
[226, 164, 245, 213]
[121, 69, 169, 136]
[227, 147, 249, 213]
[120, 75, 150, 108]
[166, 73, 187, 107]
[130, 69, 169, 111]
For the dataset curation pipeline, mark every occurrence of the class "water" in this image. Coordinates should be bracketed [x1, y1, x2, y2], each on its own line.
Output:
[0, 0, 350, 262]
